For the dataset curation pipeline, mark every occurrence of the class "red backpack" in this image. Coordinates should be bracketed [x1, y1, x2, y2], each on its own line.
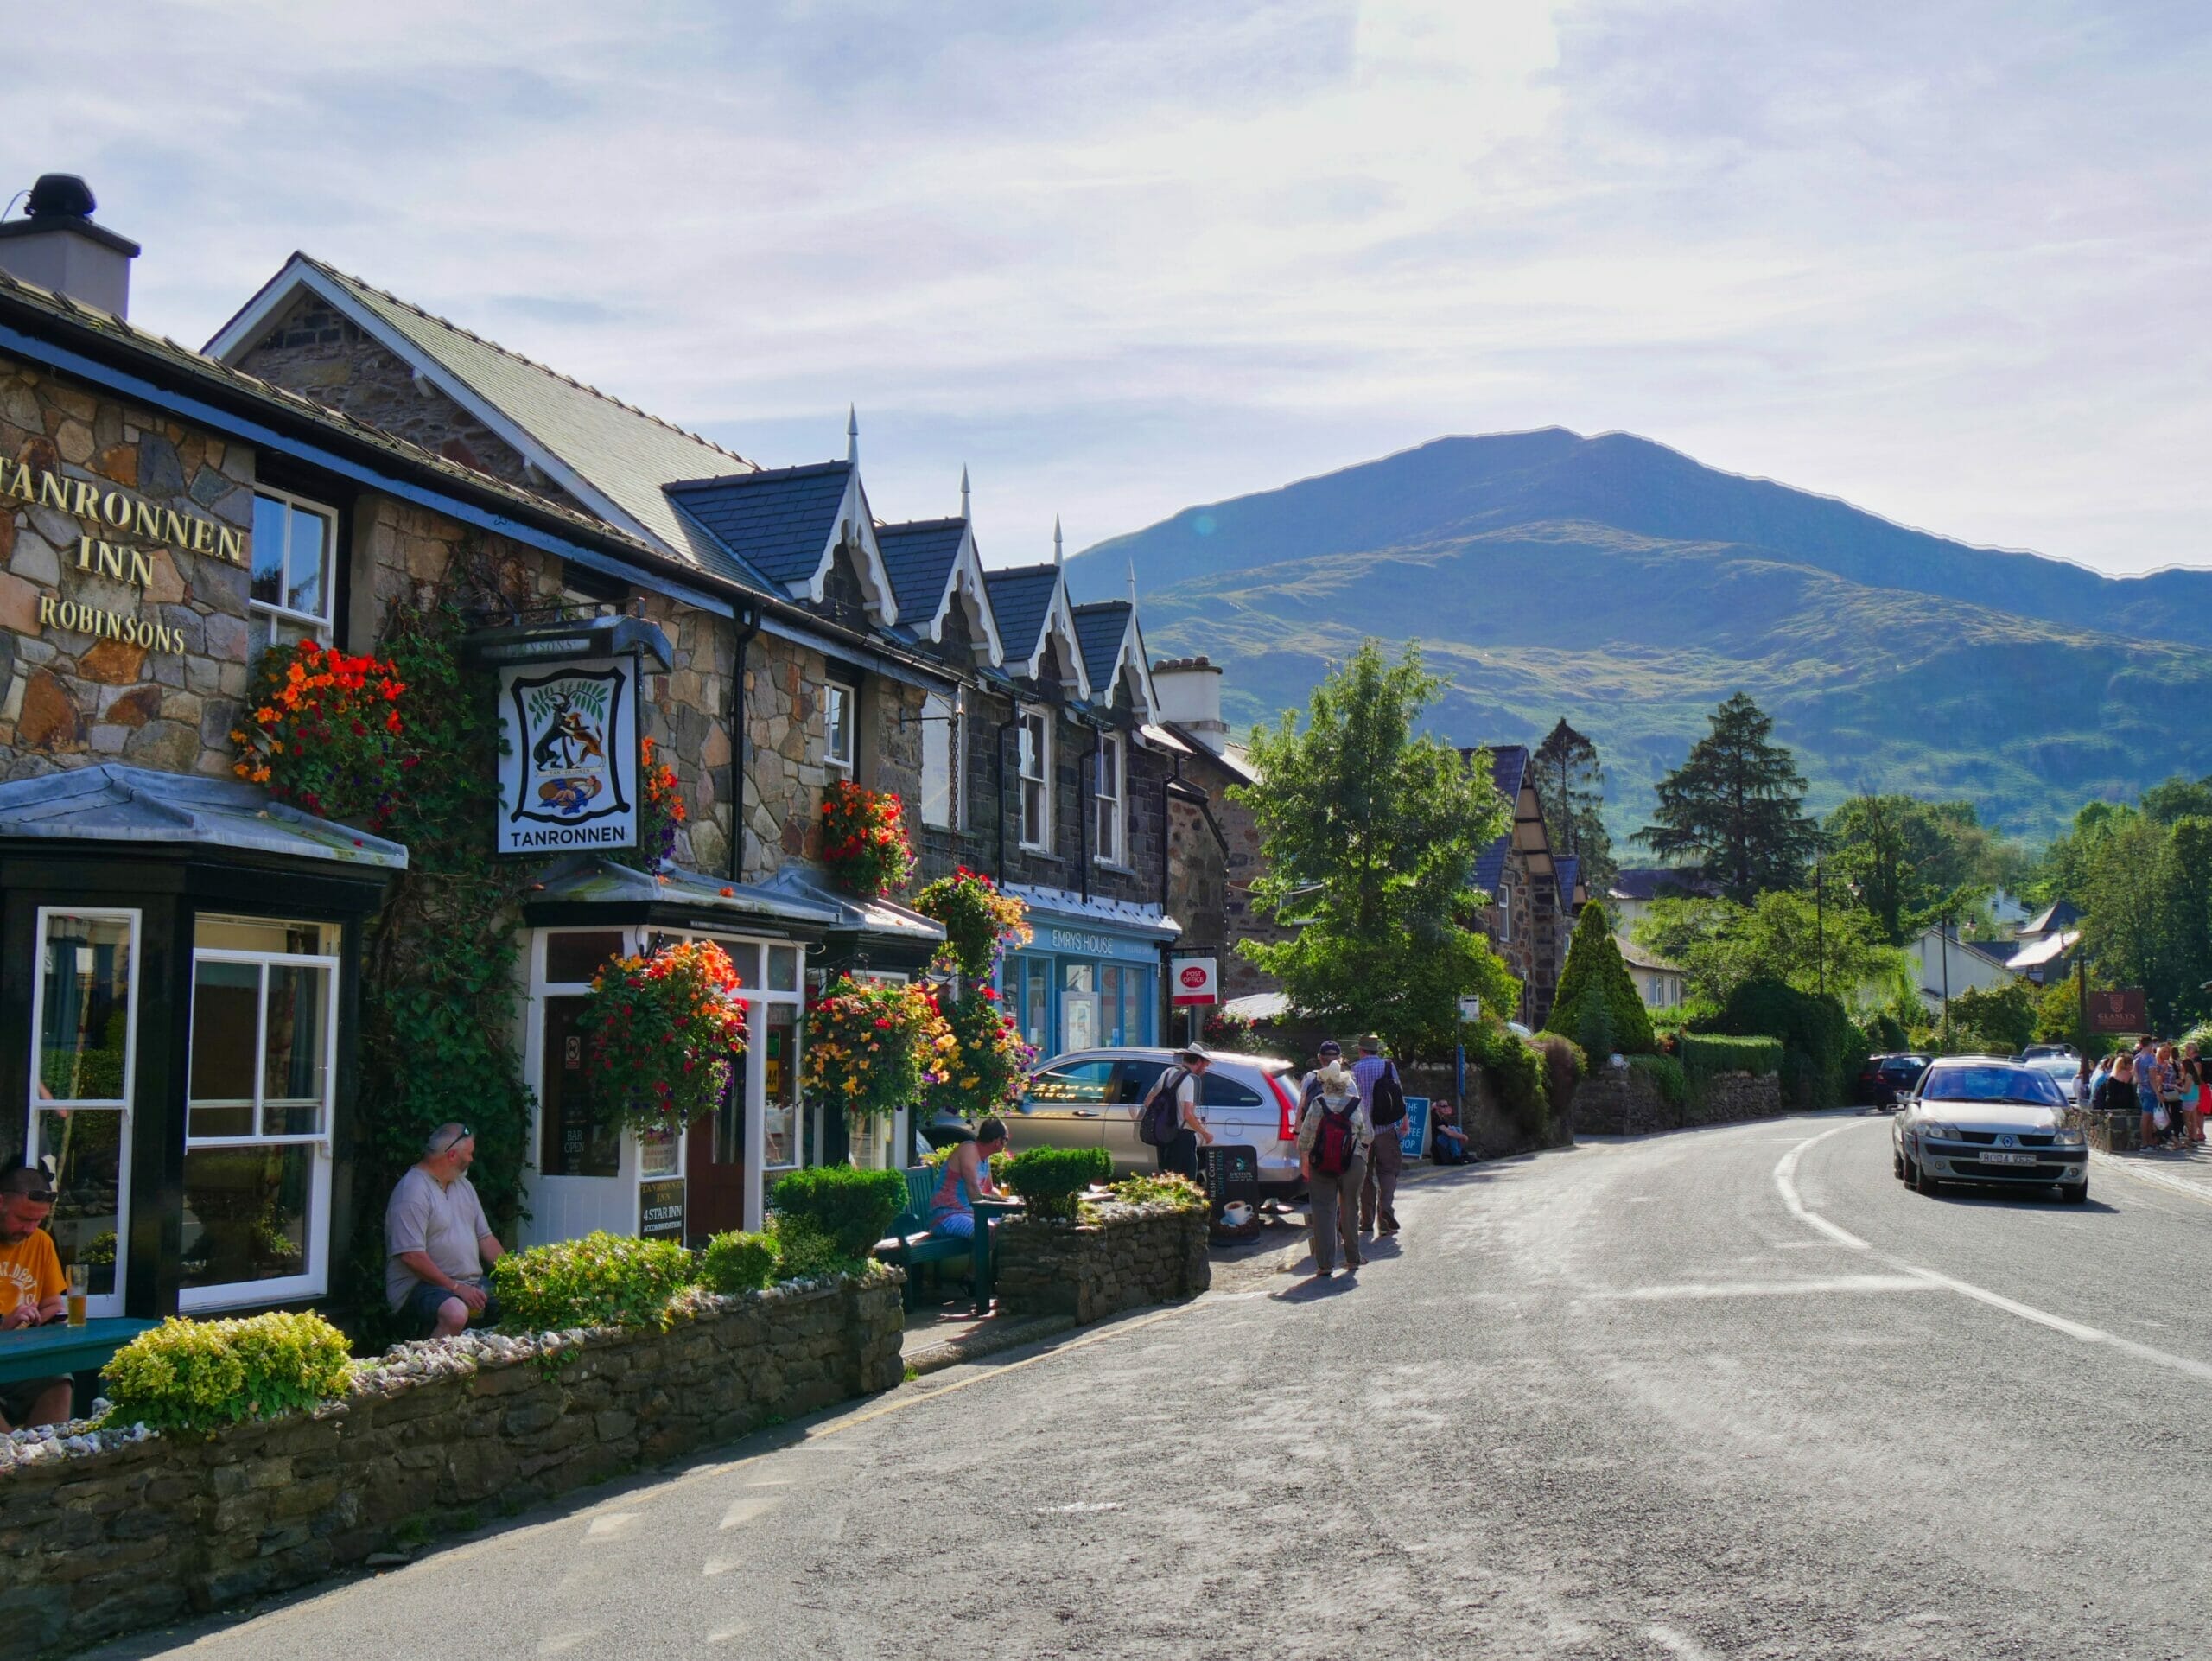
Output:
[1313, 1103, 1359, 1176]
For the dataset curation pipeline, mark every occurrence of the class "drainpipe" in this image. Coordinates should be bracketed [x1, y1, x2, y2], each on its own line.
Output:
[725, 601, 762, 883]
[1160, 754, 1179, 1047]
[1077, 736, 1092, 906]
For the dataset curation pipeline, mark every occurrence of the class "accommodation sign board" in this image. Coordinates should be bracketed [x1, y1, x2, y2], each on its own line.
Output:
[2088, 989, 2147, 1035]
[495, 655, 639, 853]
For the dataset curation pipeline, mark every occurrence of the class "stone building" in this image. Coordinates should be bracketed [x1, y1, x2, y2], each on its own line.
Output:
[1465, 744, 1569, 1028]
[0, 175, 1197, 1318]
[1152, 656, 1275, 1005]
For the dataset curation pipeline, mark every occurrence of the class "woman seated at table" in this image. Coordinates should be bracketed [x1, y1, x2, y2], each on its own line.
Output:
[928, 1118, 1009, 1238]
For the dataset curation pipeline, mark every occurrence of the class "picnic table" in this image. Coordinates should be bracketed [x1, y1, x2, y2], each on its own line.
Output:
[0, 1318, 159, 1385]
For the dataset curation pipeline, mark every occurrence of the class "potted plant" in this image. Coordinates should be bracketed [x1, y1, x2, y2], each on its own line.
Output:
[802, 975, 954, 1126]
[819, 780, 915, 897]
[923, 986, 1035, 1121]
[577, 939, 748, 1135]
[912, 866, 1031, 980]
[230, 638, 410, 825]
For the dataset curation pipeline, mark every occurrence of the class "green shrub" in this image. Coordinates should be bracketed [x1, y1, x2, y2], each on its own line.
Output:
[1675, 1032, 1783, 1087]
[1467, 1019, 1549, 1138]
[1627, 1053, 1687, 1107]
[1697, 977, 1853, 1108]
[1946, 982, 2036, 1054]
[1108, 1173, 1207, 1211]
[1545, 904, 1656, 1055]
[771, 1165, 907, 1260]
[103, 1312, 353, 1435]
[699, 1231, 778, 1295]
[1003, 1146, 1114, 1224]
[491, 1231, 696, 1331]
[770, 1215, 853, 1280]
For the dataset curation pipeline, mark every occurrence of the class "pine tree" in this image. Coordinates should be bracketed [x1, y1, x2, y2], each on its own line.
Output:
[1544, 901, 1655, 1054]
[1534, 717, 1616, 897]
[1635, 692, 1817, 902]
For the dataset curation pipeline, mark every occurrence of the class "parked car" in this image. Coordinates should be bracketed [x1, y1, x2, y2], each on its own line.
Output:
[1891, 1056, 2087, 1202]
[2026, 1053, 2088, 1106]
[2019, 1043, 2078, 1063]
[1855, 1053, 1932, 1110]
[1015, 1047, 1306, 1199]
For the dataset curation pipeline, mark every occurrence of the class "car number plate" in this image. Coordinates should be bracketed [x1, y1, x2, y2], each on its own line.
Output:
[1977, 1151, 2037, 1166]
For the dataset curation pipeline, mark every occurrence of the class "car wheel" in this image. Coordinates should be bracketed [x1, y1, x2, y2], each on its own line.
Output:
[1913, 1155, 1943, 1197]
[2062, 1181, 2088, 1205]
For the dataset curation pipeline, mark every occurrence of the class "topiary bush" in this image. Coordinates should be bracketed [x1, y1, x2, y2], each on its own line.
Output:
[1545, 903, 1656, 1055]
[771, 1165, 908, 1260]
[1003, 1146, 1114, 1224]
[1676, 1033, 1783, 1094]
[699, 1230, 778, 1295]
[103, 1312, 353, 1436]
[491, 1231, 696, 1332]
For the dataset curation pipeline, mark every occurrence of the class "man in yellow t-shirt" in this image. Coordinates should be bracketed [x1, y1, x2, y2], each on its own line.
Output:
[0, 1168, 71, 1431]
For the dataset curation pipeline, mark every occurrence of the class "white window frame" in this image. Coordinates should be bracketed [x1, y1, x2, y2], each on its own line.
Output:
[1497, 880, 1513, 944]
[921, 690, 959, 830]
[250, 484, 338, 646]
[1094, 731, 1124, 865]
[1019, 708, 1051, 851]
[824, 681, 855, 775]
[179, 933, 341, 1311]
[25, 907, 141, 1321]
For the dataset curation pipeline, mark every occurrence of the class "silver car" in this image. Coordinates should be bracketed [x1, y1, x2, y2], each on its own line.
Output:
[1014, 1047, 1306, 1199]
[1891, 1056, 2088, 1203]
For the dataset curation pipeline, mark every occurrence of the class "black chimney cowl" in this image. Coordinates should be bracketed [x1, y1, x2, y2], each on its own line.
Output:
[24, 174, 97, 222]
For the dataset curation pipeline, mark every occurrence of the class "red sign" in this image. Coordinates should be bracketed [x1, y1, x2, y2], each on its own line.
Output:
[1171, 955, 1218, 1007]
[2088, 989, 2147, 1034]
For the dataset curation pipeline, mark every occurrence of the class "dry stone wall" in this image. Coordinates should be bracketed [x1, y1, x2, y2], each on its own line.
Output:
[994, 1202, 1209, 1324]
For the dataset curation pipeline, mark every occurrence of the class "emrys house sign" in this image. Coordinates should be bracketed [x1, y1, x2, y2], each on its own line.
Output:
[495, 656, 639, 853]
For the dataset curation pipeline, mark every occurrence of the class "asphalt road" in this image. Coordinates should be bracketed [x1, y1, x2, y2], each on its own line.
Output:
[101, 1113, 2212, 1660]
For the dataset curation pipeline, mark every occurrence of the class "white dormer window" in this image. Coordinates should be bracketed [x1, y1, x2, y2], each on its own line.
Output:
[1094, 732, 1123, 865]
[1018, 709, 1051, 851]
[824, 682, 855, 775]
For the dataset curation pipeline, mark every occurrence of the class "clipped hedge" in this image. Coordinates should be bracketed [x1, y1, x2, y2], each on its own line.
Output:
[491, 1231, 696, 1332]
[1004, 1146, 1114, 1224]
[1627, 1053, 1687, 1107]
[772, 1165, 907, 1261]
[1676, 1033, 1783, 1091]
[1698, 977, 1854, 1109]
[102, 1312, 353, 1436]
[700, 1230, 778, 1295]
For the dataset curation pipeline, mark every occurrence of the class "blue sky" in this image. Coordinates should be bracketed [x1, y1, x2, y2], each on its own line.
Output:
[19, 1, 2210, 576]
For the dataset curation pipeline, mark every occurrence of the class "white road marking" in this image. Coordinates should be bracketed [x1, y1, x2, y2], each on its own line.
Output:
[1592, 1275, 1934, 1301]
[583, 1512, 639, 1539]
[719, 1495, 781, 1530]
[1774, 1123, 2212, 1384]
[1648, 1623, 1722, 1660]
[1036, 1500, 1123, 1513]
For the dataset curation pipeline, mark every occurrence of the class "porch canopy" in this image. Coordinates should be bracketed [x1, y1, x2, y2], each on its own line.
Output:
[0, 764, 407, 872]
[753, 866, 946, 978]
[521, 855, 840, 939]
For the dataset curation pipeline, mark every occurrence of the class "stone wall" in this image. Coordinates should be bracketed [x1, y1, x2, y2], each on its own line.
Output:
[1573, 1066, 1781, 1136]
[0, 1274, 903, 1661]
[1401, 1063, 1573, 1158]
[2078, 1108, 2142, 1154]
[994, 1202, 1210, 1324]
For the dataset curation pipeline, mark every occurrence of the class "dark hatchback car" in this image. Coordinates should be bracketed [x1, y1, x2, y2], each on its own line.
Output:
[1891, 1057, 2088, 1202]
[1856, 1053, 1931, 1110]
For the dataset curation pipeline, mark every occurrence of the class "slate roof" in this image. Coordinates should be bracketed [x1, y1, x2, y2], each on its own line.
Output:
[217, 257, 754, 557]
[524, 857, 841, 930]
[0, 765, 407, 870]
[1556, 856, 1580, 911]
[2022, 899, 2082, 938]
[985, 564, 1062, 667]
[876, 518, 969, 623]
[1465, 745, 1532, 900]
[1072, 601, 1133, 699]
[664, 461, 854, 589]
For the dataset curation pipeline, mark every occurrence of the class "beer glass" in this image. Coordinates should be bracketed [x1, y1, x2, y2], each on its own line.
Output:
[65, 1263, 87, 1327]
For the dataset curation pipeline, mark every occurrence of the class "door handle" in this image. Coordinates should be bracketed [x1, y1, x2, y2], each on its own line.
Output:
[1071, 1110, 1100, 1118]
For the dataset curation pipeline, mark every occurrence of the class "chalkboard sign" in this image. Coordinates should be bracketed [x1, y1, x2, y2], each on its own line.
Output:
[639, 1177, 686, 1243]
[1399, 1096, 1430, 1161]
[1201, 1143, 1262, 1239]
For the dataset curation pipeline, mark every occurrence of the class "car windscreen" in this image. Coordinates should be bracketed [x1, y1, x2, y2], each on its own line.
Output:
[1921, 1065, 2064, 1106]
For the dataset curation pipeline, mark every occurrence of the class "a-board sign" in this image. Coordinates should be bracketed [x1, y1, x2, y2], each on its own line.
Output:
[1201, 1142, 1261, 1238]
[639, 1177, 686, 1243]
[1399, 1096, 1431, 1161]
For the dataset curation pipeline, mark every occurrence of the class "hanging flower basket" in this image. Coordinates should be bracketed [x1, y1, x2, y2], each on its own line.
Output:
[578, 940, 747, 1135]
[923, 986, 1035, 1121]
[913, 866, 1032, 981]
[229, 639, 410, 826]
[624, 735, 686, 873]
[802, 975, 954, 1125]
[819, 780, 915, 897]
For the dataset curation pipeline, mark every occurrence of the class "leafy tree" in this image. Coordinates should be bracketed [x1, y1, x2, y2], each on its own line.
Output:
[2140, 774, 2212, 826]
[1234, 640, 1517, 1060]
[1636, 692, 1818, 901]
[1634, 889, 1910, 1013]
[2080, 812, 2212, 1033]
[1534, 718, 1616, 897]
[1825, 793, 2016, 946]
[1944, 983, 2037, 1053]
[2027, 799, 2138, 908]
[1544, 902, 1654, 1054]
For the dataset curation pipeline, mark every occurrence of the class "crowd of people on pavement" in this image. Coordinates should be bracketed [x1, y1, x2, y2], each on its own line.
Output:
[2086, 1037, 2208, 1152]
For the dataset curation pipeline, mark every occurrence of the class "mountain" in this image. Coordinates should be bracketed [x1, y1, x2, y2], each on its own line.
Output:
[1067, 430, 2212, 843]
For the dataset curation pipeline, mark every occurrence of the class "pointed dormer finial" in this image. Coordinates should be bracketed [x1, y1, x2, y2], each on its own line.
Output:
[1053, 515, 1064, 569]
[959, 464, 970, 522]
[1128, 557, 1137, 607]
[846, 404, 858, 465]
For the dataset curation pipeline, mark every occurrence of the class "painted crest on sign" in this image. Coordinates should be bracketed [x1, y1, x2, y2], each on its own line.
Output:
[496, 658, 639, 853]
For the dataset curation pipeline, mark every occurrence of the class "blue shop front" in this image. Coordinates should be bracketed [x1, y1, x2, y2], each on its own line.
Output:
[1001, 885, 1180, 1060]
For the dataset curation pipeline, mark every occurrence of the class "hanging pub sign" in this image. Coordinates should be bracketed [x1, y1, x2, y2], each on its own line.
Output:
[495, 654, 639, 853]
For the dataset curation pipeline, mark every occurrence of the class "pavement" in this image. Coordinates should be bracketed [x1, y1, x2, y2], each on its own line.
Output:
[94, 1111, 2212, 1660]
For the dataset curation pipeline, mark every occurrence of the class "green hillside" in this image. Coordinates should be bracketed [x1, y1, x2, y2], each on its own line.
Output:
[1068, 436, 2212, 843]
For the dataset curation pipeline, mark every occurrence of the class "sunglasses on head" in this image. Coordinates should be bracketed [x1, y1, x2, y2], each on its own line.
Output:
[430, 1124, 474, 1154]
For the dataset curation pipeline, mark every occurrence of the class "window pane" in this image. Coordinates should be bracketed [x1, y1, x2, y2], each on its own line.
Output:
[197, 915, 336, 956]
[1102, 967, 1123, 1044]
[33, 1108, 122, 1297]
[1116, 1060, 1167, 1104]
[545, 930, 626, 985]
[262, 964, 329, 1136]
[1022, 779, 1045, 845]
[180, 1144, 312, 1291]
[37, 913, 132, 1104]
[768, 945, 798, 992]
[762, 1007, 798, 1168]
[286, 505, 327, 619]
[1021, 959, 1051, 1049]
[1063, 962, 1097, 1051]
[540, 996, 619, 1177]
[824, 684, 852, 766]
[188, 959, 259, 1136]
[713, 940, 761, 990]
[1201, 1073, 1264, 1108]
[921, 694, 951, 828]
[251, 493, 287, 607]
[1124, 969, 1149, 1046]
[1028, 1060, 1116, 1104]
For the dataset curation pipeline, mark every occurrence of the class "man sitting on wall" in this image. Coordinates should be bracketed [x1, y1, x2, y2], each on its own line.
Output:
[385, 1124, 505, 1339]
[0, 1168, 72, 1431]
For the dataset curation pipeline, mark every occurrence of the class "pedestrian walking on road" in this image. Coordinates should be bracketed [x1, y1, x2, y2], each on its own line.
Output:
[1300, 1039, 1344, 1111]
[2186, 1043, 2209, 1147]
[1145, 1047, 1214, 1181]
[1352, 1034, 1407, 1234]
[1298, 1061, 1372, 1278]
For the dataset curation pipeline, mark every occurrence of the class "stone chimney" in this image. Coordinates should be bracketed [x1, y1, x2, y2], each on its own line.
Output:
[1151, 655, 1228, 753]
[0, 175, 140, 317]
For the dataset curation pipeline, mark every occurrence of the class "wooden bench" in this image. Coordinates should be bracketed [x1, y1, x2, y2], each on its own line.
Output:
[874, 1167, 974, 1310]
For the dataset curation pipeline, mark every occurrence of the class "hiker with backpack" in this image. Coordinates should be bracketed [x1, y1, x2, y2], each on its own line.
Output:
[1353, 1033, 1408, 1236]
[1136, 1046, 1214, 1180]
[1296, 1060, 1373, 1278]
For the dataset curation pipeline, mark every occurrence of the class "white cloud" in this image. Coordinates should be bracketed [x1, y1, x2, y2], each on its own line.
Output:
[11, 0, 2209, 574]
